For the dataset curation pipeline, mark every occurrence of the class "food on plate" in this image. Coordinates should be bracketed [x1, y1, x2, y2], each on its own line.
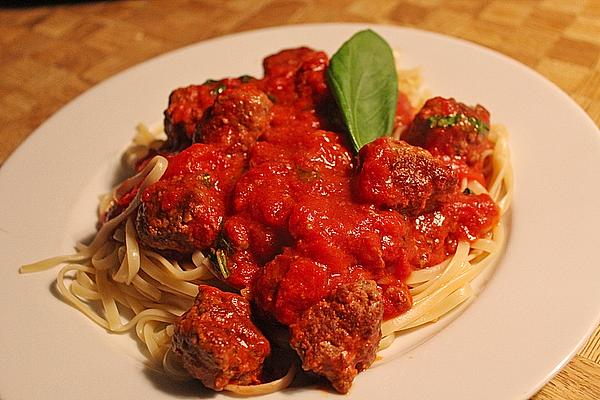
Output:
[289, 280, 384, 393]
[172, 285, 271, 390]
[21, 30, 512, 395]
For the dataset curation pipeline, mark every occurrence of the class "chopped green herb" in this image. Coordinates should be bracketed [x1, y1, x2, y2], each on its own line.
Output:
[463, 187, 472, 195]
[467, 116, 490, 134]
[426, 113, 489, 134]
[201, 173, 212, 188]
[296, 167, 320, 181]
[203, 79, 218, 85]
[211, 83, 227, 96]
[240, 75, 255, 83]
[208, 249, 230, 279]
[427, 114, 460, 129]
[207, 236, 233, 280]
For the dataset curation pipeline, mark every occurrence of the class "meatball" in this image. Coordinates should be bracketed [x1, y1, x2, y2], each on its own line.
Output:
[164, 78, 259, 151]
[136, 143, 245, 255]
[355, 137, 457, 214]
[220, 214, 291, 290]
[160, 142, 245, 195]
[252, 129, 353, 175]
[223, 214, 287, 263]
[252, 251, 331, 326]
[195, 87, 272, 153]
[403, 96, 490, 155]
[136, 174, 225, 254]
[261, 47, 329, 107]
[410, 191, 500, 268]
[293, 49, 330, 109]
[403, 96, 493, 184]
[172, 285, 271, 391]
[163, 84, 215, 150]
[233, 161, 296, 228]
[287, 196, 410, 280]
[289, 280, 384, 394]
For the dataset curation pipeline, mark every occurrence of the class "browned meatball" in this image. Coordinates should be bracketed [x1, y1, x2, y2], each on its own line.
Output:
[195, 87, 272, 153]
[260, 47, 330, 108]
[403, 96, 491, 161]
[220, 214, 291, 290]
[355, 137, 458, 214]
[164, 78, 260, 151]
[172, 285, 271, 391]
[136, 174, 225, 254]
[164, 84, 214, 150]
[289, 280, 384, 394]
[402, 96, 493, 184]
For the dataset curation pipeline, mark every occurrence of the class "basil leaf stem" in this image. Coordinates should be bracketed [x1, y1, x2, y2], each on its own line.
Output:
[327, 30, 398, 152]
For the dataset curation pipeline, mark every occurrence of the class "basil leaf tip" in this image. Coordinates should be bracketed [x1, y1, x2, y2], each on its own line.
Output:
[327, 29, 398, 153]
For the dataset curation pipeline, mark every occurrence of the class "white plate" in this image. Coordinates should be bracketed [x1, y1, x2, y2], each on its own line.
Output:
[1, 23, 599, 400]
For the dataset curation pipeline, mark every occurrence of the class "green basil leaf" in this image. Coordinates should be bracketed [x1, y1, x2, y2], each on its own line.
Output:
[327, 29, 398, 152]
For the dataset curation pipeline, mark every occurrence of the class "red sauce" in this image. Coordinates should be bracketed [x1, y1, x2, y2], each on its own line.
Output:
[135, 47, 500, 325]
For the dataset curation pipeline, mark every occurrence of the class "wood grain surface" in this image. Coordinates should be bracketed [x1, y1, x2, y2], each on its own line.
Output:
[1, 1, 599, 398]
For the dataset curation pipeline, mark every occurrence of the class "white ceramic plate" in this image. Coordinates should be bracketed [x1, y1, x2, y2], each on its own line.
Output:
[1, 23, 599, 399]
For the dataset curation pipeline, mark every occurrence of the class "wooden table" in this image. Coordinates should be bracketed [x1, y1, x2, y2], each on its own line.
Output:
[1, 1, 599, 398]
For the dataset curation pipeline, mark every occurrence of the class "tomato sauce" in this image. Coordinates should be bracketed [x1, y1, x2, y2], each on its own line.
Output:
[133, 47, 500, 325]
